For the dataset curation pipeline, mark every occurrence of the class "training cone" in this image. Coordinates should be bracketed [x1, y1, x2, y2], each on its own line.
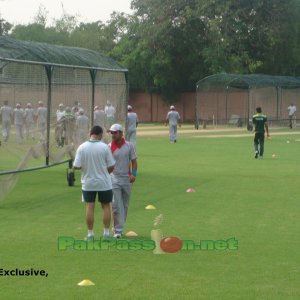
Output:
[146, 204, 156, 210]
[78, 279, 95, 286]
[186, 188, 196, 193]
[126, 231, 138, 237]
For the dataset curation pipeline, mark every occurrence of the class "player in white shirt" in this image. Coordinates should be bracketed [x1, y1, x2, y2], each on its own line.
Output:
[73, 125, 115, 240]
[24, 103, 35, 140]
[108, 124, 137, 239]
[55, 103, 65, 147]
[287, 103, 297, 129]
[76, 109, 89, 145]
[62, 107, 76, 145]
[166, 105, 181, 143]
[104, 100, 116, 128]
[14, 103, 24, 143]
[126, 105, 139, 147]
[0, 100, 13, 142]
[36, 101, 47, 141]
[94, 106, 105, 128]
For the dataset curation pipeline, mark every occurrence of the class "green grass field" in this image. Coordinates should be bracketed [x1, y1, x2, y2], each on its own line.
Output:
[1, 125, 300, 299]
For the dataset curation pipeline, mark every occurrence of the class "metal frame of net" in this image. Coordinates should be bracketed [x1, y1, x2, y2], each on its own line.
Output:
[196, 73, 300, 128]
[0, 36, 128, 179]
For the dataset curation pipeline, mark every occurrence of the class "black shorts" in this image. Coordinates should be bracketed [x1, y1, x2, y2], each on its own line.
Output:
[82, 190, 113, 203]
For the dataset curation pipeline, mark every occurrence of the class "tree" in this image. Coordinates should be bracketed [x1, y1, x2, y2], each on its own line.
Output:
[111, 0, 207, 101]
[34, 4, 48, 27]
[0, 18, 13, 36]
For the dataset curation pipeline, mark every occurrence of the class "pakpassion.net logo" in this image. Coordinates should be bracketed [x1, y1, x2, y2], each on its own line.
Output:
[58, 235, 238, 254]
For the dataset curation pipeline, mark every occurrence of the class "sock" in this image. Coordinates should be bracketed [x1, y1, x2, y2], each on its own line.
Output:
[88, 230, 94, 237]
[103, 228, 110, 236]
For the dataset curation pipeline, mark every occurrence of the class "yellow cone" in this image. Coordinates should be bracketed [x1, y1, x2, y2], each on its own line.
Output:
[146, 204, 156, 210]
[78, 279, 95, 286]
[126, 231, 138, 237]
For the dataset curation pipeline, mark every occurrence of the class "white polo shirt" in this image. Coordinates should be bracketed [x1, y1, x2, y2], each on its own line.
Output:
[74, 140, 115, 191]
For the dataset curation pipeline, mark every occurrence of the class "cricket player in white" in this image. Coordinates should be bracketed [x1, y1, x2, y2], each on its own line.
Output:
[73, 125, 115, 240]
[126, 105, 139, 146]
[76, 109, 89, 145]
[55, 103, 65, 147]
[166, 105, 181, 143]
[287, 103, 297, 128]
[14, 103, 24, 143]
[36, 101, 47, 141]
[24, 103, 35, 140]
[104, 100, 116, 128]
[108, 124, 137, 238]
[0, 100, 13, 142]
[94, 106, 106, 128]
[62, 107, 76, 145]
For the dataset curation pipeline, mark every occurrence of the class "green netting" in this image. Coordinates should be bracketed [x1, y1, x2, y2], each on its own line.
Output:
[196, 73, 300, 127]
[0, 37, 128, 181]
[0, 36, 126, 71]
[197, 73, 300, 91]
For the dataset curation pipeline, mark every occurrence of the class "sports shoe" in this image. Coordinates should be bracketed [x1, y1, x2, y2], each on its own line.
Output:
[255, 151, 259, 159]
[102, 233, 111, 239]
[114, 233, 122, 239]
[259, 156, 263, 159]
[84, 235, 94, 241]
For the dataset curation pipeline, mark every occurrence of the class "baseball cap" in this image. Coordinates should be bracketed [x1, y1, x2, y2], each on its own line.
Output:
[128, 105, 132, 110]
[170, 105, 175, 110]
[109, 124, 123, 132]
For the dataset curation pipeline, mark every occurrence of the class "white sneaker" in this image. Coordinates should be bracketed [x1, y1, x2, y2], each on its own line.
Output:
[84, 235, 94, 241]
[114, 233, 122, 239]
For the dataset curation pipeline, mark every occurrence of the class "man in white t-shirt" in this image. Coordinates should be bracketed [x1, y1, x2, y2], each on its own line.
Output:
[287, 103, 297, 129]
[55, 103, 65, 147]
[0, 100, 13, 142]
[14, 103, 24, 143]
[24, 103, 35, 140]
[36, 101, 47, 141]
[166, 105, 181, 143]
[104, 100, 116, 128]
[126, 105, 139, 147]
[76, 109, 89, 145]
[73, 125, 115, 240]
[94, 106, 106, 128]
[108, 124, 137, 239]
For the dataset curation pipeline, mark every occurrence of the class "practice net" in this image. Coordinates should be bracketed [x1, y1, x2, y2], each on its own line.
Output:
[196, 73, 300, 128]
[0, 37, 128, 198]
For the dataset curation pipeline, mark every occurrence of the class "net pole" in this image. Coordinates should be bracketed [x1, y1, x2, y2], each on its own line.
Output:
[90, 69, 97, 128]
[45, 65, 53, 166]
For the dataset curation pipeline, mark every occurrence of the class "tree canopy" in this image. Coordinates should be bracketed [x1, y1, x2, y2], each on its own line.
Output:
[1, 0, 300, 102]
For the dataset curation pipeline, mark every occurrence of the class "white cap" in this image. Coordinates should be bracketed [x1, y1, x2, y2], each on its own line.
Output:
[109, 124, 123, 132]
[128, 105, 132, 110]
[59, 103, 64, 107]
[170, 105, 175, 110]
